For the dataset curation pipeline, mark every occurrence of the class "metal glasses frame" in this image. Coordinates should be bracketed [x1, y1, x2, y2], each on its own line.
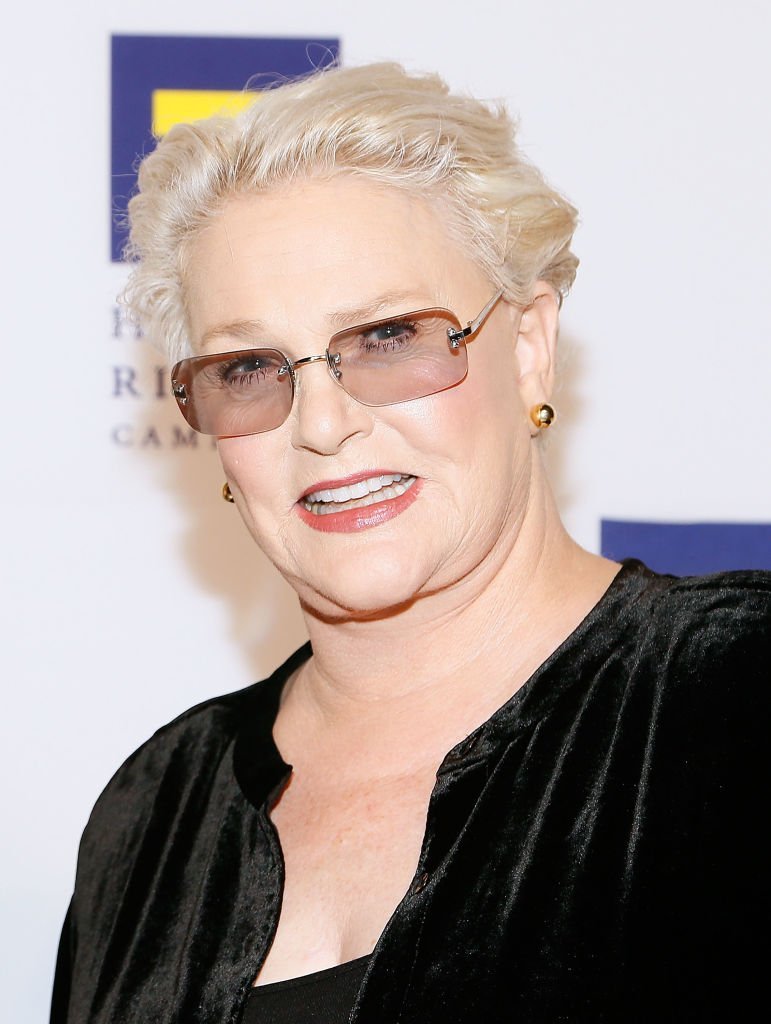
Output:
[170, 289, 504, 429]
[273, 287, 505, 383]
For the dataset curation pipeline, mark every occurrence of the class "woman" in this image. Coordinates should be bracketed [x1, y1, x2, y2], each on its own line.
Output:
[52, 63, 769, 1022]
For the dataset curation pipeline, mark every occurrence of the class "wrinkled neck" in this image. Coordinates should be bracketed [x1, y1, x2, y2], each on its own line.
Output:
[277, 455, 616, 778]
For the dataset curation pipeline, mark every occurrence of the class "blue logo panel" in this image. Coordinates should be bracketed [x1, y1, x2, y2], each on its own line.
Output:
[111, 34, 340, 261]
[600, 520, 771, 575]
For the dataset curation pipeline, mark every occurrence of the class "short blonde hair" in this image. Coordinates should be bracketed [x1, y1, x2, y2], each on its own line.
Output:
[124, 62, 578, 362]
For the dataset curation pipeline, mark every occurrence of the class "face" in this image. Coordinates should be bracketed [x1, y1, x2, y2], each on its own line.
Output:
[184, 176, 550, 619]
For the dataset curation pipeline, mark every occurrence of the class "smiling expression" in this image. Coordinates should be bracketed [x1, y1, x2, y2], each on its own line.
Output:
[183, 176, 542, 619]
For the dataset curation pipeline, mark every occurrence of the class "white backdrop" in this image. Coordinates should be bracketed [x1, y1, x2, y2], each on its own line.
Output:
[2, 2, 769, 1019]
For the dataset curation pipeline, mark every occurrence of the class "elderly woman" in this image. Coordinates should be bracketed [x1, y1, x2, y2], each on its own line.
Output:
[52, 64, 769, 1023]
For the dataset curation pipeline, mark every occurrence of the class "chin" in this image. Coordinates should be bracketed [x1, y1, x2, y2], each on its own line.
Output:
[291, 555, 433, 623]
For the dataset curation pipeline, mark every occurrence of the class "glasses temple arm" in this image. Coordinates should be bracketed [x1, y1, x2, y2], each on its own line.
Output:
[447, 288, 505, 348]
[468, 288, 504, 334]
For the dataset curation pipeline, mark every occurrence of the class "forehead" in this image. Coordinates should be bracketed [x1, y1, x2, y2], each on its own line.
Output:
[183, 176, 483, 347]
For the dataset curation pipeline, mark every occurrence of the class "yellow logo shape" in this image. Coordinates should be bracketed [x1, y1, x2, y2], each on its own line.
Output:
[151, 89, 260, 137]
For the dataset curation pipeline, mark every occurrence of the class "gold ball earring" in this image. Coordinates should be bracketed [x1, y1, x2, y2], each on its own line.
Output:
[529, 402, 556, 429]
[222, 482, 235, 503]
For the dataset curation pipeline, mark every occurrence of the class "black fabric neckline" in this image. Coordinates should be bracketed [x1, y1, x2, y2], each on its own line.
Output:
[232, 641, 309, 808]
[248, 953, 372, 997]
[232, 559, 662, 809]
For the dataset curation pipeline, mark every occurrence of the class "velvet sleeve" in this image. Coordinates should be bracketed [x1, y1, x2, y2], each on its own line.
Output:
[50, 900, 75, 1024]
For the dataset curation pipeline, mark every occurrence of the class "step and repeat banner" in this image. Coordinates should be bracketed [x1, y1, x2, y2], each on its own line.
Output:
[2, 2, 769, 1019]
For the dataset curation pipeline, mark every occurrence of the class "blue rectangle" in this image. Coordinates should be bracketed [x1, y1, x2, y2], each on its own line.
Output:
[600, 520, 771, 575]
[111, 34, 340, 261]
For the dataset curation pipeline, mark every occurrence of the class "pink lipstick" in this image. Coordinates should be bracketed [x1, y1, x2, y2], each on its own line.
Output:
[296, 470, 422, 533]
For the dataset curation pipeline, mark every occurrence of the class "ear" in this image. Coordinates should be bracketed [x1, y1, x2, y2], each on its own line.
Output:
[513, 280, 560, 418]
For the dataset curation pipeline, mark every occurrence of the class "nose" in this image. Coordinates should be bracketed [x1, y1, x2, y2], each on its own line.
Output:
[289, 354, 373, 455]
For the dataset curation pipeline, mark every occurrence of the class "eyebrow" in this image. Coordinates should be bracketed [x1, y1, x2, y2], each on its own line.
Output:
[327, 291, 429, 328]
[199, 290, 433, 347]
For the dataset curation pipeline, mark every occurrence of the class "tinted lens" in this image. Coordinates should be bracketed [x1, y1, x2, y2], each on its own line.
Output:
[328, 308, 468, 406]
[171, 348, 293, 436]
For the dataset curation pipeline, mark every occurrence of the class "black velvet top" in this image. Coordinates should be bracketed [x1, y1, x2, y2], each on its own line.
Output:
[51, 562, 771, 1023]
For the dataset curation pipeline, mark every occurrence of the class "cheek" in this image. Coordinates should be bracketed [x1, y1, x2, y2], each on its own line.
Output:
[437, 343, 528, 459]
[447, 356, 533, 526]
[217, 436, 306, 579]
[403, 375, 529, 547]
[218, 437, 260, 487]
[216, 434, 293, 519]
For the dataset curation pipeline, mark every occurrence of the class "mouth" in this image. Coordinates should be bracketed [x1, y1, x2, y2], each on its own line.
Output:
[301, 473, 418, 516]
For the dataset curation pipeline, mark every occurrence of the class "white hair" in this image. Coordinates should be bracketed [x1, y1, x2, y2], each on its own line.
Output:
[124, 62, 579, 362]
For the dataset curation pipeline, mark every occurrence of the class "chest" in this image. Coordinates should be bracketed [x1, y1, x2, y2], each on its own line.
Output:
[257, 768, 438, 980]
[75, 672, 736, 1022]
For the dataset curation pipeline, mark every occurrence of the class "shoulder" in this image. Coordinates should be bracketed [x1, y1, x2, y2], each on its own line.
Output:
[585, 564, 771, 777]
[90, 680, 254, 803]
[648, 564, 771, 616]
[621, 564, 770, 772]
[76, 642, 309, 864]
[627, 563, 771, 669]
[74, 683, 250, 870]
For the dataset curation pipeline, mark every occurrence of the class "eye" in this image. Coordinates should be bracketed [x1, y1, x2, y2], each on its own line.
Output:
[359, 319, 418, 352]
[216, 354, 275, 388]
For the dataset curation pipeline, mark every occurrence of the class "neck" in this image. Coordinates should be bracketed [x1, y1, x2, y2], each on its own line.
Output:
[277, 455, 617, 778]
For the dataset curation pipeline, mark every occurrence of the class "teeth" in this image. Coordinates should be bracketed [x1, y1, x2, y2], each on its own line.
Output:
[302, 474, 416, 514]
[305, 473, 404, 505]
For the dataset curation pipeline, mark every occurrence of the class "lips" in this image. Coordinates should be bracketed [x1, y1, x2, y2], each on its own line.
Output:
[295, 470, 422, 532]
